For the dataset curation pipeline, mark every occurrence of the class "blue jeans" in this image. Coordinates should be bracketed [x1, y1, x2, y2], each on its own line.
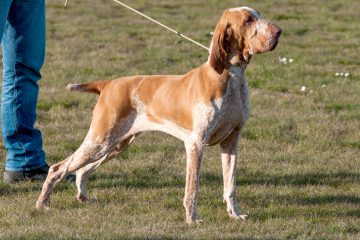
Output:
[0, 0, 46, 171]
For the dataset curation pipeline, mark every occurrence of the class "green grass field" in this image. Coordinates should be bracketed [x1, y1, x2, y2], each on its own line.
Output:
[0, 0, 359, 239]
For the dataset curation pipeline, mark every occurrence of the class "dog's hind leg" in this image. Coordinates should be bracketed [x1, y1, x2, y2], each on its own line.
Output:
[75, 154, 109, 203]
[35, 132, 115, 210]
[75, 135, 136, 203]
[220, 127, 247, 220]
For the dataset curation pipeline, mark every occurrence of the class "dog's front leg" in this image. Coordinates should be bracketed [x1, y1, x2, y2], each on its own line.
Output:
[183, 138, 205, 224]
[220, 128, 247, 220]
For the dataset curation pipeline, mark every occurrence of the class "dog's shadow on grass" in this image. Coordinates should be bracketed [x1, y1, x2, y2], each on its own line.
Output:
[89, 169, 360, 189]
[233, 171, 360, 187]
[0, 180, 72, 196]
[90, 170, 360, 202]
[1, 170, 359, 210]
[12, 233, 268, 240]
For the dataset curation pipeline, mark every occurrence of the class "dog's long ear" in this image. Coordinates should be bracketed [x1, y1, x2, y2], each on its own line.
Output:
[209, 19, 232, 74]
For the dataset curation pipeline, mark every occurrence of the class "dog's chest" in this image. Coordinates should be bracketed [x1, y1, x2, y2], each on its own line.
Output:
[204, 67, 249, 145]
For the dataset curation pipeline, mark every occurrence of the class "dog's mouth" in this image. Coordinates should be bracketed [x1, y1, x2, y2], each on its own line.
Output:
[269, 38, 279, 51]
[250, 26, 281, 54]
[268, 30, 281, 51]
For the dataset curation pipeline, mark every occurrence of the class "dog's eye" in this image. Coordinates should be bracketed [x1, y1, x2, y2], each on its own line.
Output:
[244, 17, 254, 25]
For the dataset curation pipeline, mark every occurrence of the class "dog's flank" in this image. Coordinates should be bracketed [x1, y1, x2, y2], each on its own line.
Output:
[36, 7, 281, 224]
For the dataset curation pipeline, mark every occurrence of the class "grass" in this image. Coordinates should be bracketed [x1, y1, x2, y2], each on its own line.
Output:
[0, 0, 359, 239]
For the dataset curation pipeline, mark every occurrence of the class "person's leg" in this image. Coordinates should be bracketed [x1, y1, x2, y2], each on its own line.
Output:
[1, 0, 46, 173]
[0, 1, 12, 39]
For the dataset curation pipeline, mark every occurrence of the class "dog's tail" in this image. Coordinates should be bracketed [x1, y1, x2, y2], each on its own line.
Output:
[66, 80, 111, 95]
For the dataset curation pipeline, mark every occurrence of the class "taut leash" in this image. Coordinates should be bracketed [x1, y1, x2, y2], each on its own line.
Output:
[64, 0, 209, 51]
[111, 0, 209, 51]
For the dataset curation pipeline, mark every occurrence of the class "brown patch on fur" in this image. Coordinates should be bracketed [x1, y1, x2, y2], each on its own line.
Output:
[137, 64, 231, 130]
[89, 77, 142, 140]
[209, 19, 233, 74]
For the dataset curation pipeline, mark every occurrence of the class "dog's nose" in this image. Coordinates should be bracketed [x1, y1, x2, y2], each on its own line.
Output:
[274, 27, 282, 38]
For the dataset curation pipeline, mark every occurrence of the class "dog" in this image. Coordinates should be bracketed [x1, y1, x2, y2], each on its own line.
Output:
[36, 6, 281, 224]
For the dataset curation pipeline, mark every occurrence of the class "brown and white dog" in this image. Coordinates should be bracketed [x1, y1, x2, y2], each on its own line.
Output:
[36, 7, 281, 224]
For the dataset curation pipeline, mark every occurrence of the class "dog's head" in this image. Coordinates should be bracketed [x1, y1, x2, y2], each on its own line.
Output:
[209, 7, 282, 74]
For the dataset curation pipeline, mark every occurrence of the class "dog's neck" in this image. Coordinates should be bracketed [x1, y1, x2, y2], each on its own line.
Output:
[227, 65, 246, 88]
[225, 54, 248, 81]
[207, 50, 250, 75]
[228, 65, 244, 76]
[207, 39, 251, 74]
[228, 50, 252, 69]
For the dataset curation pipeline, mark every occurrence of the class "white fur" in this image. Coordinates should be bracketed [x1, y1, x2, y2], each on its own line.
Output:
[255, 20, 269, 35]
[228, 7, 260, 19]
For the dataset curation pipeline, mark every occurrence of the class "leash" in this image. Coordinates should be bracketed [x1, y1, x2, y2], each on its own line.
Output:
[64, 0, 209, 51]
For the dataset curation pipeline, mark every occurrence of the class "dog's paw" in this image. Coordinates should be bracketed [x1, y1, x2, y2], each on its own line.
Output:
[194, 218, 204, 224]
[76, 193, 89, 203]
[35, 200, 50, 210]
[186, 216, 204, 225]
[77, 194, 99, 204]
[229, 212, 248, 220]
[235, 214, 248, 221]
[227, 208, 248, 220]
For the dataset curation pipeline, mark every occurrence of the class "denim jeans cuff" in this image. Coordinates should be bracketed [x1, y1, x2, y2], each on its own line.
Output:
[5, 151, 46, 172]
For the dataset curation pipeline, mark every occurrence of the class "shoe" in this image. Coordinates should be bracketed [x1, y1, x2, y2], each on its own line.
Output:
[3, 164, 76, 184]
